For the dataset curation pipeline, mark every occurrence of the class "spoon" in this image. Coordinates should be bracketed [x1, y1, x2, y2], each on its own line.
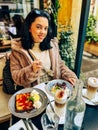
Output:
[48, 98, 60, 122]
[82, 95, 98, 105]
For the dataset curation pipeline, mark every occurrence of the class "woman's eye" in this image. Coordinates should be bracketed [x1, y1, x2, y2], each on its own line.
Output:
[36, 26, 41, 29]
[44, 27, 48, 31]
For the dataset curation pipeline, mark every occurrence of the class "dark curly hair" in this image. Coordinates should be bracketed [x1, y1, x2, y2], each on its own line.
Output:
[19, 8, 52, 51]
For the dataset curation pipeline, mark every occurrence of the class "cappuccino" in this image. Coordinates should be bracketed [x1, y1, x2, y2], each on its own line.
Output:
[87, 77, 98, 99]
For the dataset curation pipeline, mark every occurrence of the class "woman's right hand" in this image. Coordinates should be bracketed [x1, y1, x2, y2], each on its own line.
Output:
[32, 60, 42, 73]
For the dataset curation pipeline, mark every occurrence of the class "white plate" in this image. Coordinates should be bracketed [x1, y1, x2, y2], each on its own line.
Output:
[46, 79, 72, 97]
[82, 88, 98, 106]
[8, 88, 49, 119]
[46, 101, 66, 124]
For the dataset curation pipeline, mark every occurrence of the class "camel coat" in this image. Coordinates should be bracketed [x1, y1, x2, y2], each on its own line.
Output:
[10, 38, 77, 88]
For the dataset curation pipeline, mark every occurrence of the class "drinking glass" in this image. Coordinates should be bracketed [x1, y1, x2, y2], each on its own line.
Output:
[41, 113, 59, 130]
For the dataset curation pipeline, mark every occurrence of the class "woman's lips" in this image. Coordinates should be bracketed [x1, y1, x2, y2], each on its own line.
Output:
[38, 35, 45, 40]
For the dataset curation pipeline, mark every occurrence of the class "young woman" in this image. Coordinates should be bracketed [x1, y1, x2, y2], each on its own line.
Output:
[8, 14, 24, 38]
[10, 8, 77, 88]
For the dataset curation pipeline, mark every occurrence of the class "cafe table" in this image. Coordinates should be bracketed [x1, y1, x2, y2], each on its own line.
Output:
[9, 82, 98, 130]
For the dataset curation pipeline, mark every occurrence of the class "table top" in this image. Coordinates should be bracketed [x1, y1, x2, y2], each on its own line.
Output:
[81, 104, 98, 130]
[9, 83, 98, 130]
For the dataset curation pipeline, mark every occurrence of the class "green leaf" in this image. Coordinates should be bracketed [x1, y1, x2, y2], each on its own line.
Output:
[28, 96, 34, 102]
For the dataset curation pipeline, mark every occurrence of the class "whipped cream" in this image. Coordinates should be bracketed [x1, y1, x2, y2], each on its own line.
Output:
[55, 89, 68, 104]
[30, 90, 42, 109]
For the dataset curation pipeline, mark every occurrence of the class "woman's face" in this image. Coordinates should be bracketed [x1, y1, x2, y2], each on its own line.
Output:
[29, 17, 49, 43]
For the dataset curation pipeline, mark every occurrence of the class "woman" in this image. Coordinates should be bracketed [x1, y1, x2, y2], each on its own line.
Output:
[10, 8, 77, 88]
[8, 14, 24, 38]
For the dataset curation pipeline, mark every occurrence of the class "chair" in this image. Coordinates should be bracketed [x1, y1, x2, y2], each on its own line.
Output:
[0, 86, 12, 123]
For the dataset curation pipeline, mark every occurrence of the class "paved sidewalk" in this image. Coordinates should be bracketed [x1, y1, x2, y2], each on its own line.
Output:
[81, 51, 98, 78]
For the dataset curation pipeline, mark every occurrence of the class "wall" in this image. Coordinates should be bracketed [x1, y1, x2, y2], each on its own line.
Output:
[58, 0, 72, 25]
[71, 0, 82, 48]
[57, 0, 82, 48]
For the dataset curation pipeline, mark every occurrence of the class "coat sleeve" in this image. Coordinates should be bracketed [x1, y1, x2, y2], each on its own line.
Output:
[10, 51, 39, 87]
[51, 37, 77, 84]
[59, 53, 77, 85]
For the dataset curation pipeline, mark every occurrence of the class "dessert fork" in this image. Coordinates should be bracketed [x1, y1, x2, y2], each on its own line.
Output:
[28, 119, 34, 130]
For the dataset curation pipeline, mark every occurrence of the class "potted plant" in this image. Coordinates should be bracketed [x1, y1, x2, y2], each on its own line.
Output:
[84, 14, 98, 56]
[85, 14, 98, 43]
[59, 26, 76, 71]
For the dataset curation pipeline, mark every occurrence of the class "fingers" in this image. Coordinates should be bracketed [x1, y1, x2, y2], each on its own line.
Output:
[32, 60, 42, 73]
[67, 78, 76, 86]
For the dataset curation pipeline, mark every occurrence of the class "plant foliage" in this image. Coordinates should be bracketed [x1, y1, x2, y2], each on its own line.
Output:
[51, 0, 60, 25]
[59, 28, 76, 70]
[86, 15, 98, 43]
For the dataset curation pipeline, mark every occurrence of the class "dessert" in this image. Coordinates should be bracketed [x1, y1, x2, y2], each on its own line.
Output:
[54, 89, 68, 108]
[15, 90, 42, 113]
[51, 82, 67, 95]
[15, 93, 33, 112]
[54, 89, 67, 118]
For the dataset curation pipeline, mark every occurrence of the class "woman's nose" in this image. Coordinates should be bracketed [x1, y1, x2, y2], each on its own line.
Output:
[40, 28, 46, 34]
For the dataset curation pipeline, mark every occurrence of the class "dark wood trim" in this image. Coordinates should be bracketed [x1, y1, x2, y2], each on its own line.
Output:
[39, 0, 43, 9]
[74, 0, 91, 78]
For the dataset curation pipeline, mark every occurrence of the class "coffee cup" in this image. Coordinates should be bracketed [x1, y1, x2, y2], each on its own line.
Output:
[86, 77, 98, 99]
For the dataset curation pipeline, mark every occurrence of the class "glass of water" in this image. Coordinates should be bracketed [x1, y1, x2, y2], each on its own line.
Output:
[41, 113, 59, 130]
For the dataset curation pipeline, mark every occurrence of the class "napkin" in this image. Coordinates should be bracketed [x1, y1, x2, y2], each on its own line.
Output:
[8, 119, 39, 130]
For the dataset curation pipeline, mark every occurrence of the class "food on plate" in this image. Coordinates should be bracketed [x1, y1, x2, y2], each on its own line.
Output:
[15, 90, 42, 112]
[51, 82, 69, 95]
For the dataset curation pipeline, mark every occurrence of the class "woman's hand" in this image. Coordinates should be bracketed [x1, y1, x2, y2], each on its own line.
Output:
[32, 60, 42, 73]
[66, 78, 76, 86]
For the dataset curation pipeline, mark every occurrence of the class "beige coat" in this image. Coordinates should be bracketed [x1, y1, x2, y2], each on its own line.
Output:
[10, 38, 77, 87]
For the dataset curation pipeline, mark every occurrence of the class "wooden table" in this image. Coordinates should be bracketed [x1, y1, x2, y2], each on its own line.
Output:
[0, 86, 12, 123]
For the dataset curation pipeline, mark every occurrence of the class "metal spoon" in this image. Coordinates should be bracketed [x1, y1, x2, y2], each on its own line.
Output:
[48, 98, 60, 123]
[82, 95, 98, 105]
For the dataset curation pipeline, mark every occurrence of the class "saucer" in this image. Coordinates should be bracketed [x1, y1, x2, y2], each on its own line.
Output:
[46, 101, 66, 124]
[82, 88, 98, 106]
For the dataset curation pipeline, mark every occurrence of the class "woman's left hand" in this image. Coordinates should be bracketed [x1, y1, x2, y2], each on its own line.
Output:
[66, 77, 76, 86]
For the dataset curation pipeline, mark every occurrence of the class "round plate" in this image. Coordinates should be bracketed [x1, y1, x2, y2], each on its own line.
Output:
[82, 88, 98, 106]
[46, 79, 72, 97]
[8, 88, 49, 119]
[46, 101, 66, 124]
